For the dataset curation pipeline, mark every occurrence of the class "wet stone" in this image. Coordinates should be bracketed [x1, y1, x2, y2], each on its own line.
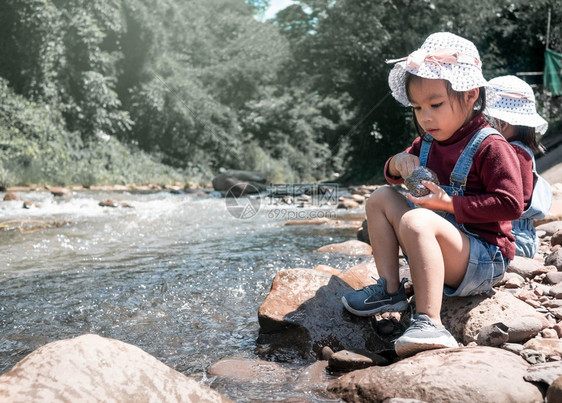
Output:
[328, 349, 387, 372]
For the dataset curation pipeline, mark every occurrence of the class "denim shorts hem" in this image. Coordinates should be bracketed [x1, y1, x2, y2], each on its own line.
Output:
[443, 234, 508, 297]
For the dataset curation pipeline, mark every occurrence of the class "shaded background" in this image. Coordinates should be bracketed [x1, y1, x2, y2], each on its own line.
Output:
[0, 0, 560, 187]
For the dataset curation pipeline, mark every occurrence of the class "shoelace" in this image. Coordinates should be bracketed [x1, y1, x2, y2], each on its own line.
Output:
[362, 277, 384, 296]
[408, 316, 436, 331]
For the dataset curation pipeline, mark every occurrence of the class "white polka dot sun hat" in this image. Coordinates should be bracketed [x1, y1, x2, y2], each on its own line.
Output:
[484, 75, 548, 135]
[387, 32, 499, 107]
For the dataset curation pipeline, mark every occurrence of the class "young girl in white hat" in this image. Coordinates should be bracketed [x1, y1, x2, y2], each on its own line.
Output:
[485, 75, 553, 258]
[342, 32, 524, 357]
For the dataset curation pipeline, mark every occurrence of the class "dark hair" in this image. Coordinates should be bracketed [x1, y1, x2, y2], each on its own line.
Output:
[405, 72, 486, 139]
[511, 125, 543, 153]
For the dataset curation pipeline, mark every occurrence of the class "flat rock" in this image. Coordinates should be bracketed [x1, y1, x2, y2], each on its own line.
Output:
[327, 346, 543, 402]
[536, 221, 562, 236]
[207, 358, 293, 383]
[507, 256, 545, 279]
[441, 290, 548, 344]
[524, 338, 562, 358]
[525, 361, 562, 385]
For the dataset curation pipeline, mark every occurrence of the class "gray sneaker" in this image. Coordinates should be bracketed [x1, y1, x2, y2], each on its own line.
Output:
[341, 277, 409, 316]
[394, 313, 458, 357]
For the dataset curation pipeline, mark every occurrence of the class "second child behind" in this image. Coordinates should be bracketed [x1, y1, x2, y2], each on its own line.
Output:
[484, 75, 553, 258]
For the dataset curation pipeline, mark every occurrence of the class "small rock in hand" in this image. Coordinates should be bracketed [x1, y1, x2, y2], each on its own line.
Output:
[404, 166, 439, 197]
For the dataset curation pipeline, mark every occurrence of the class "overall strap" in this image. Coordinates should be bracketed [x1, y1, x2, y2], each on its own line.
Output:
[449, 127, 499, 196]
[419, 134, 434, 167]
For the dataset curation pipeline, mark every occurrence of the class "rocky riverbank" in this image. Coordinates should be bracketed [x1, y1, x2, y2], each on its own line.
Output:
[1, 182, 562, 402]
[211, 183, 562, 402]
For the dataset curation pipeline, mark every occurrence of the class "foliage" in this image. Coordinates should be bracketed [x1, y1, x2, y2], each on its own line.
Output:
[0, 77, 183, 187]
[241, 86, 354, 181]
[0, 0, 560, 186]
[274, 0, 562, 182]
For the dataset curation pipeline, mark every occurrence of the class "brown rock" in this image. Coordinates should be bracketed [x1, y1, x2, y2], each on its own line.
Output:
[337, 198, 360, 209]
[314, 265, 341, 276]
[327, 346, 543, 402]
[357, 219, 370, 245]
[525, 361, 562, 385]
[207, 358, 292, 383]
[504, 317, 546, 343]
[550, 284, 562, 298]
[542, 328, 559, 339]
[546, 249, 562, 270]
[505, 274, 525, 288]
[507, 256, 545, 279]
[47, 186, 71, 197]
[284, 217, 332, 226]
[546, 271, 562, 284]
[328, 350, 385, 372]
[547, 375, 562, 403]
[337, 262, 378, 290]
[99, 199, 119, 208]
[524, 339, 562, 358]
[537, 221, 562, 237]
[3, 192, 19, 201]
[441, 290, 548, 344]
[0, 334, 230, 402]
[350, 194, 365, 204]
[315, 240, 372, 256]
[552, 230, 562, 247]
[294, 360, 331, 394]
[257, 269, 390, 359]
[554, 323, 562, 338]
[476, 322, 509, 346]
[548, 307, 562, 320]
[321, 346, 334, 360]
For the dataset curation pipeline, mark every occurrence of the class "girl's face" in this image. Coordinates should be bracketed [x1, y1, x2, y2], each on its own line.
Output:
[408, 78, 479, 141]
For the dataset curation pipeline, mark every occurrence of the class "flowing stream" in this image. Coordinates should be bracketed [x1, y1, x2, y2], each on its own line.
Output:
[0, 189, 367, 401]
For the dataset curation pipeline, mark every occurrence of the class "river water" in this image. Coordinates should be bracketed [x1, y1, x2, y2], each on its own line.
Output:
[0, 188, 367, 401]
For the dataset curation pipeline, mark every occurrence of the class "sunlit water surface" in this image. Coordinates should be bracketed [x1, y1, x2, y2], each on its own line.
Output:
[0, 190, 367, 401]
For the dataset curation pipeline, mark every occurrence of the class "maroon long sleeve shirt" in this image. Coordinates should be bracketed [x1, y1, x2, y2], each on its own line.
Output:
[384, 114, 524, 260]
[511, 144, 534, 212]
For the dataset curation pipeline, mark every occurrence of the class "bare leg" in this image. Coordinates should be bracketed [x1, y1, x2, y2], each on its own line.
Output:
[365, 186, 412, 294]
[398, 208, 470, 326]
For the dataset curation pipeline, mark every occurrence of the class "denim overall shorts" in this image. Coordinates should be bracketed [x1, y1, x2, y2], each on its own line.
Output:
[418, 128, 509, 297]
[510, 141, 553, 258]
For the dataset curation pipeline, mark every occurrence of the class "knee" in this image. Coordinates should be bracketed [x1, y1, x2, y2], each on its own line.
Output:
[399, 209, 435, 237]
[366, 186, 398, 213]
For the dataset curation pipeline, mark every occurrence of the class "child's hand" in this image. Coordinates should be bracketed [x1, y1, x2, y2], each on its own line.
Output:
[393, 153, 420, 178]
[406, 181, 454, 213]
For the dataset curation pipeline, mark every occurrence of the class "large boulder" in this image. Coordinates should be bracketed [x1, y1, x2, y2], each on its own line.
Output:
[441, 290, 548, 344]
[0, 334, 231, 402]
[257, 269, 393, 360]
[327, 346, 544, 402]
